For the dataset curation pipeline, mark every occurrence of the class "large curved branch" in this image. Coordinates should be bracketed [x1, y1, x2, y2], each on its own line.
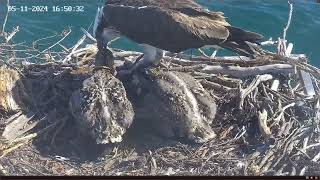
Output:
[200, 64, 293, 78]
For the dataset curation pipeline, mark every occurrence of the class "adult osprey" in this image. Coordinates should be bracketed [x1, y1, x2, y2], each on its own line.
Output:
[93, 0, 263, 70]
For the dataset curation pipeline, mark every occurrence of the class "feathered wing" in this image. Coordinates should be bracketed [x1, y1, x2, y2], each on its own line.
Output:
[105, 0, 203, 9]
[103, 2, 231, 52]
[105, 0, 231, 41]
[169, 3, 264, 56]
[170, 10, 230, 41]
[219, 26, 264, 56]
[171, 6, 264, 56]
[103, 0, 263, 55]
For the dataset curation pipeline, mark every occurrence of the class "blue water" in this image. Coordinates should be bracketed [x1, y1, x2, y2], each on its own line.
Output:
[1, 0, 319, 67]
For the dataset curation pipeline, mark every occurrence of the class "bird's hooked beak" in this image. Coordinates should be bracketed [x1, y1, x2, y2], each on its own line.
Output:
[93, 6, 120, 50]
[93, 7, 105, 49]
[93, 7, 104, 38]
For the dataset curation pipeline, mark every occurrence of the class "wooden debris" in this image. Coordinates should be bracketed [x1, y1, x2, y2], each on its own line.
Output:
[200, 64, 293, 78]
[239, 74, 273, 109]
[0, 18, 320, 175]
[271, 79, 280, 91]
[299, 70, 316, 97]
[258, 109, 271, 137]
[0, 66, 28, 112]
[2, 112, 37, 141]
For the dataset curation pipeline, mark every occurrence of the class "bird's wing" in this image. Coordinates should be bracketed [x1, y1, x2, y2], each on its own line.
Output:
[162, 0, 231, 40]
[105, 0, 230, 40]
[151, 0, 206, 10]
[170, 10, 230, 41]
[105, 0, 206, 11]
[103, 2, 230, 50]
[103, 0, 263, 56]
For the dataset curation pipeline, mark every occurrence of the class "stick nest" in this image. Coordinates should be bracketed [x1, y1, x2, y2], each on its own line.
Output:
[0, 30, 320, 176]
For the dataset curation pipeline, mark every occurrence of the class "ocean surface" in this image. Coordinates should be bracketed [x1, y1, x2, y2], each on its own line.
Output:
[1, 0, 319, 67]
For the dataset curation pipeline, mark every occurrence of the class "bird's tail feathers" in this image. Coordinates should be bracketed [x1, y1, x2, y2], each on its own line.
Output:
[219, 40, 261, 57]
[220, 26, 264, 57]
[227, 26, 263, 43]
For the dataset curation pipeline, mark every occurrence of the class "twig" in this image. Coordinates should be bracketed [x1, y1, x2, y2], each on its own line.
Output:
[272, 102, 295, 125]
[257, 149, 275, 172]
[283, 1, 294, 41]
[81, 27, 96, 42]
[239, 74, 273, 109]
[200, 64, 293, 78]
[71, 35, 86, 53]
[58, 43, 69, 52]
[198, 48, 210, 58]
[5, 26, 19, 43]
[0, 58, 25, 77]
[18, 160, 50, 176]
[278, 1, 294, 56]
[32, 33, 58, 48]
[0, 164, 6, 175]
[0, 133, 37, 158]
[114, 51, 142, 58]
[149, 151, 157, 175]
[169, 64, 205, 72]
[200, 80, 237, 92]
[2, 0, 10, 33]
[62, 35, 87, 63]
[312, 151, 320, 162]
[41, 29, 71, 53]
[258, 109, 272, 137]
[234, 126, 247, 141]
[271, 127, 301, 169]
[299, 167, 307, 176]
[261, 38, 278, 46]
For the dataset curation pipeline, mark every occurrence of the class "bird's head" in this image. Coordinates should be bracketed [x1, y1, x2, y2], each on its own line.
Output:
[94, 47, 114, 73]
[93, 6, 120, 51]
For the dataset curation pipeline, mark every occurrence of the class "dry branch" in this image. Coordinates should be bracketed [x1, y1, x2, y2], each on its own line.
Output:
[200, 64, 293, 78]
[258, 109, 271, 137]
[0, 20, 320, 176]
[239, 74, 273, 109]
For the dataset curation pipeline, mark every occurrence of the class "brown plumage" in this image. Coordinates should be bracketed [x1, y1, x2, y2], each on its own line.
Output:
[100, 0, 263, 56]
[69, 69, 134, 144]
[94, 47, 115, 74]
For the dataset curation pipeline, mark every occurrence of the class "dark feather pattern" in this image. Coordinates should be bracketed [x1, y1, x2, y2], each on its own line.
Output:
[0, 122, 4, 137]
[101, 0, 263, 55]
